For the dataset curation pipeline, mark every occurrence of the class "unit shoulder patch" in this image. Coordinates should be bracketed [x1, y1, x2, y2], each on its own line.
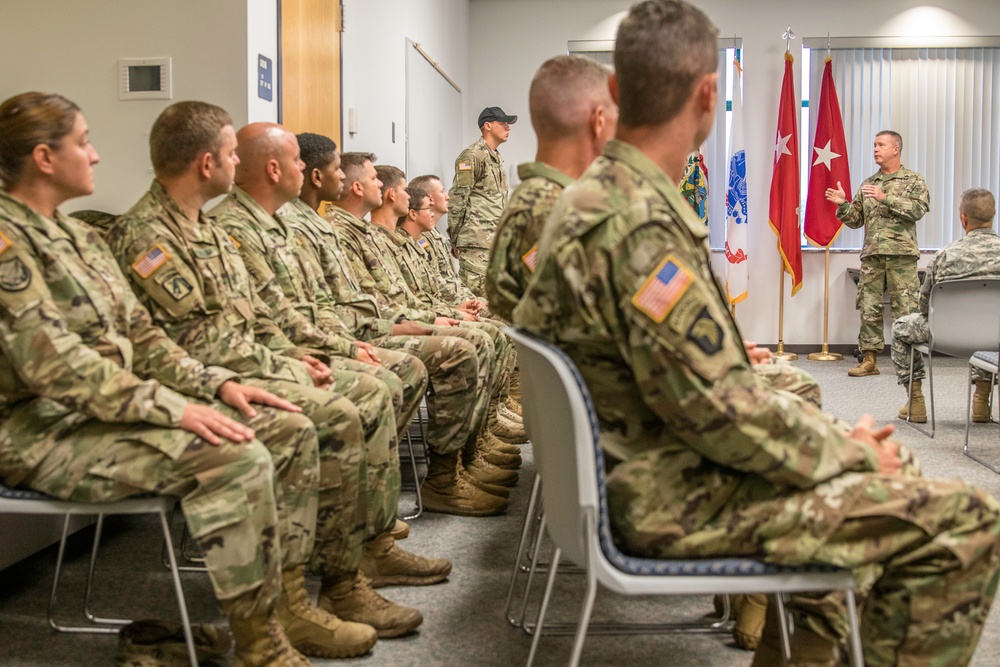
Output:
[686, 306, 723, 355]
[156, 269, 194, 301]
[631, 255, 693, 323]
[132, 244, 169, 279]
[0, 256, 31, 291]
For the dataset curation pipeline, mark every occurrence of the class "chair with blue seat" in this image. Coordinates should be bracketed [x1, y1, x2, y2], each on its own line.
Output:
[965, 350, 999, 471]
[905, 277, 1000, 437]
[505, 327, 864, 667]
[0, 481, 198, 666]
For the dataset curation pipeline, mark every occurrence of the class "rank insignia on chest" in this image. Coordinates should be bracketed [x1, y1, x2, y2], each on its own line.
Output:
[521, 245, 538, 272]
[458, 161, 473, 171]
[132, 244, 169, 278]
[0, 231, 11, 257]
[631, 255, 693, 323]
[0, 256, 31, 291]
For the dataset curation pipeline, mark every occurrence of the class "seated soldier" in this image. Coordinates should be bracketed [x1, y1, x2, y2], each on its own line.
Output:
[0, 91, 323, 666]
[514, 3, 1000, 666]
[105, 102, 431, 652]
[892, 188, 1000, 423]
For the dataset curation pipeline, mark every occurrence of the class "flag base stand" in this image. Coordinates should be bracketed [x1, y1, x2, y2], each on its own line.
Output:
[807, 345, 843, 362]
[775, 342, 798, 361]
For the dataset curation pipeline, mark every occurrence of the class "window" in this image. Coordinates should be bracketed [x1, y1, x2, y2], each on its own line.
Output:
[802, 41, 1000, 250]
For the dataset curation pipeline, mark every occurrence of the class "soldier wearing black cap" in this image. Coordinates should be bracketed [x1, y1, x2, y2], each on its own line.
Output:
[447, 106, 517, 298]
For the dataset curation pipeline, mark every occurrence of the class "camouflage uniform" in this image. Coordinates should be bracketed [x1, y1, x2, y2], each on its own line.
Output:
[448, 137, 509, 297]
[837, 166, 930, 351]
[892, 227, 1000, 384]
[421, 228, 475, 305]
[105, 182, 371, 581]
[514, 140, 1000, 666]
[485, 162, 573, 322]
[0, 192, 319, 618]
[328, 205, 496, 436]
[279, 199, 482, 457]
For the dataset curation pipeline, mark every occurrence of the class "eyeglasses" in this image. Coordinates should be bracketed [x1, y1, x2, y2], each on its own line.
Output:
[413, 207, 432, 212]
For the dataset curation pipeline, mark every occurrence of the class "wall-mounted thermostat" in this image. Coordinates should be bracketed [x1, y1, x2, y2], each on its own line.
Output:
[118, 57, 172, 100]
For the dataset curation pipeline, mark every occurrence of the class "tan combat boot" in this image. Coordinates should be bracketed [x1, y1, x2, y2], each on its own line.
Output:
[458, 459, 511, 499]
[731, 593, 768, 651]
[464, 435, 519, 487]
[318, 572, 423, 638]
[848, 351, 879, 377]
[897, 380, 927, 423]
[973, 380, 993, 423]
[505, 395, 523, 417]
[389, 518, 409, 540]
[421, 449, 508, 516]
[750, 597, 839, 667]
[490, 401, 529, 445]
[229, 609, 313, 667]
[479, 431, 522, 469]
[360, 532, 452, 588]
[275, 566, 377, 659]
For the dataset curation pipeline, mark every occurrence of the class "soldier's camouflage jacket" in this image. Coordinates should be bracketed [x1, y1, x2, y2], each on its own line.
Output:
[447, 137, 508, 249]
[836, 166, 930, 259]
[918, 226, 1000, 315]
[420, 228, 477, 305]
[0, 191, 238, 485]
[514, 140, 882, 560]
[485, 161, 573, 322]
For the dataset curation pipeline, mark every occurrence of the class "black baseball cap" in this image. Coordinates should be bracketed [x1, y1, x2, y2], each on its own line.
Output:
[478, 106, 517, 127]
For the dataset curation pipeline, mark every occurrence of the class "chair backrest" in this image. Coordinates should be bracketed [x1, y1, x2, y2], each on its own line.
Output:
[927, 277, 1000, 358]
[505, 328, 599, 566]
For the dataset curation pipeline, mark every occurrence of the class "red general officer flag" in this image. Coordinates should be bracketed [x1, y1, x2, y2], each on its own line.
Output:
[805, 57, 851, 247]
[768, 51, 803, 295]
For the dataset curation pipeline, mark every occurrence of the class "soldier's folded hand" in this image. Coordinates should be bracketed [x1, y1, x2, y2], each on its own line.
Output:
[180, 402, 256, 446]
[218, 380, 302, 418]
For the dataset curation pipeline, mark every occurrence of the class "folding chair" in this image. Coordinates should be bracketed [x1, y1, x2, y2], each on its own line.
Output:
[400, 399, 429, 521]
[506, 328, 864, 667]
[0, 482, 198, 667]
[965, 350, 999, 472]
[906, 277, 1000, 437]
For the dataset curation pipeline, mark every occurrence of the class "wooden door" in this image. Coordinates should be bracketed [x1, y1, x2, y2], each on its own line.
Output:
[280, 0, 341, 144]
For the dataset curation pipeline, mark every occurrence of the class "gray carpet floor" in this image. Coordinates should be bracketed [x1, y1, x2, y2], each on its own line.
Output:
[1, 353, 999, 666]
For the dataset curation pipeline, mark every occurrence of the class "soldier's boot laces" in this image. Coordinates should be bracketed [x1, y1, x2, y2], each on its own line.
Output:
[505, 394, 523, 417]
[750, 598, 839, 667]
[318, 572, 423, 638]
[507, 371, 523, 416]
[732, 593, 768, 651]
[973, 380, 993, 423]
[479, 431, 522, 469]
[458, 458, 511, 499]
[360, 532, 452, 588]
[421, 449, 508, 516]
[229, 609, 314, 667]
[848, 351, 880, 377]
[897, 380, 927, 423]
[275, 566, 377, 659]
[464, 435, 519, 487]
[389, 518, 410, 540]
[490, 401, 529, 445]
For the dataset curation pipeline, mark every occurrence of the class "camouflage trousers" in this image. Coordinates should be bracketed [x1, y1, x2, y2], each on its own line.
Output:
[426, 323, 496, 440]
[18, 403, 320, 619]
[755, 359, 822, 408]
[610, 445, 1000, 667]
[891, 312, 993, 385]
[242, 378, 392, 579]
[459, 317, 516, 398]
[329, 349, 427, 440]
[856, 255, 919, 352]
[456, 246, 489, 299]
[372, 333, 481, 455]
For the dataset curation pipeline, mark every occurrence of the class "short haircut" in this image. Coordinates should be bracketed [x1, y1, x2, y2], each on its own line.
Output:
[375, 164, 405, 197]
[960, 188, 996, 225]
[149, 101, 232, 178]
[409, 174, 441, 192]
[0, 92, 80, 186]
[406, 186, 428, 211]
[340, 151, 377, 191]
[876, 130, 903, 152]
[614, 0, 718, 128]
[297, 132, 337, 173]
[530, 55, 612, 140]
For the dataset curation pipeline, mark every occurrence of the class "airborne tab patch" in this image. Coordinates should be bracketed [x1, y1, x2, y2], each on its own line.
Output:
[0, 231, 11, 258]
[132, 245, 169, 279]
[521, 245, 538, 273]
[458, 161, 473, 171]
[631, 255, 693, 323]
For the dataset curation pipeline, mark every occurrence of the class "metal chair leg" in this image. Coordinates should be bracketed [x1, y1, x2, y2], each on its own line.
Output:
[845, 588, 865, 667]
[400, 429, 423, 521]
[159, 511, 198, 667]
[525, 546, 562, 667]
[505, 474, 542, 627]
[84, 514, 129, 626]
[774, 593, 791, 665]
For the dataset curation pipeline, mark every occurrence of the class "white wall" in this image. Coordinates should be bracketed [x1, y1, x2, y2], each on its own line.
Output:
[0, 0, 277, 215]
[469, 0, 1000, 346]
[341, 0, 470, 170]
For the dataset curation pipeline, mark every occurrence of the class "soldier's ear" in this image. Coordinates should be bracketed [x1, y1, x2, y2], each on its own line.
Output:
[310, 167, 323, 189]
[195, 151, 214, 180]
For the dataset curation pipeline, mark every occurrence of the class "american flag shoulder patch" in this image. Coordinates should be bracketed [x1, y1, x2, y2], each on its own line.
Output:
[0, 231, 12, 257]
[521, 245, 538, 272]
[132, 244, 169, 279]
[631, 255, 694, 323]
[417, 237, 429, 248]
[458, 161, 473, 171]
